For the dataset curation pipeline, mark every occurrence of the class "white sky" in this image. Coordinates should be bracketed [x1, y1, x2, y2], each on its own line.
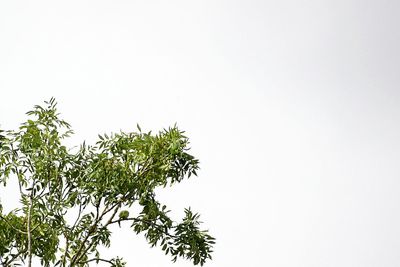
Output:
[1, 0, 400, 266]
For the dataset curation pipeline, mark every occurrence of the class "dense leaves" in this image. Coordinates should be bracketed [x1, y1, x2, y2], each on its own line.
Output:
[0, 98, 215, 267]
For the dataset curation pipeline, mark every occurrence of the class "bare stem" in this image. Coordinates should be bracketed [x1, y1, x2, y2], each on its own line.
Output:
[27, 195, 33, 267]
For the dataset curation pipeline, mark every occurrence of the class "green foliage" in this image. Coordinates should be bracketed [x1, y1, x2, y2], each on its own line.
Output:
[0, 98, 215, 267]
[119, 210, 129, 220]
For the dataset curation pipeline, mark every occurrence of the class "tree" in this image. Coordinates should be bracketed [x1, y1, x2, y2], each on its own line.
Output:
[0, 98, 215, 267]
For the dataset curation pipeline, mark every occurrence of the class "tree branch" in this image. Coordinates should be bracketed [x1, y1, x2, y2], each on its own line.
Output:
[27, 194, 33, 267]
[69, 201, 120, 266]
[3, 248, 26, 267]
[76, 203, 121, 264]
[78, 257, 113, 265]
[109, 217, 174, 238]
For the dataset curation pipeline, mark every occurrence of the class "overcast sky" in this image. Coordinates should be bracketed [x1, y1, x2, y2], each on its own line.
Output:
[1, 1, 400, 266]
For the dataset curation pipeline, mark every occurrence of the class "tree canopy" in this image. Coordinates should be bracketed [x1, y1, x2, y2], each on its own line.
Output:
[0, 98, 215, 267]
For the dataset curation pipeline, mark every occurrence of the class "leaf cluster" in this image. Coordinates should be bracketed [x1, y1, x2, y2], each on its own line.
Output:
[0, 98, 215, 267]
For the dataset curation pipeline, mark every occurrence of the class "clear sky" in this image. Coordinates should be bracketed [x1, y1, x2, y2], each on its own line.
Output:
[1, 1, 400, 266]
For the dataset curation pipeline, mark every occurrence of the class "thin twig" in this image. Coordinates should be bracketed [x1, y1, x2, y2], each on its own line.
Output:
[78, 258, 113, 265]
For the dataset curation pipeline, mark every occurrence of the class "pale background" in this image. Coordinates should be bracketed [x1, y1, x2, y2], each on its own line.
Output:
[1, 1, 400, 266]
